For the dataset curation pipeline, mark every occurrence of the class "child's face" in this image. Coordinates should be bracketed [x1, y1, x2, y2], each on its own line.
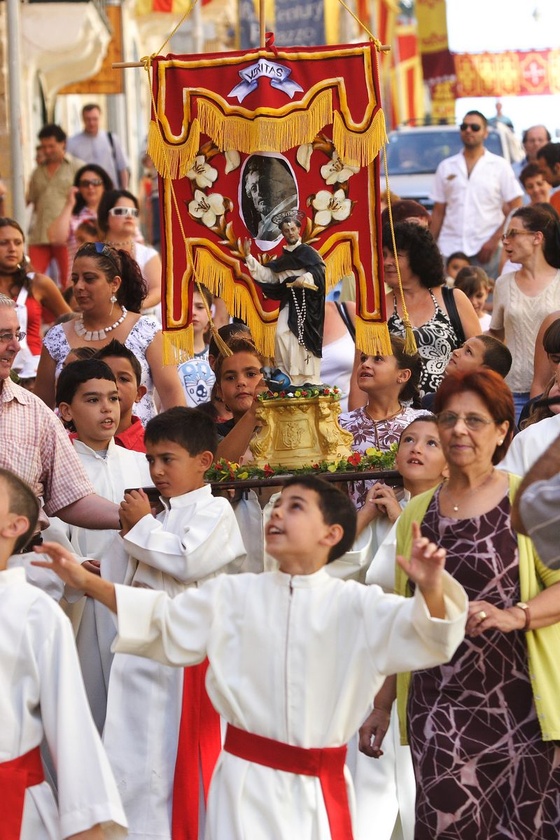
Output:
[191, 292, 210, 336]
[217, 352, 263, 419]
[396, 422, 446, 486]
[445, 337, 486, 376]
[446, 257, 470, 279]
[100, 356, 144, 417]
[470, 288, 489, 316]
[59, 378, 120, 450]
[145, 440, 208, 498]
[265, 485, 338, 572]
[358, 353, 404, 395]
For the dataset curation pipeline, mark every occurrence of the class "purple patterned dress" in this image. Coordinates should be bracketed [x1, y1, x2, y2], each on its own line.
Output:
[408, 488, 560, 839]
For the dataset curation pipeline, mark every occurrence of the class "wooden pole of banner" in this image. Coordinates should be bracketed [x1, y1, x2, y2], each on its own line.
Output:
[259, 0, 266, 48]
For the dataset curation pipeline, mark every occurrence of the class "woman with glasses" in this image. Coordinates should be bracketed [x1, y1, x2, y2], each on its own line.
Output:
[35, 242, 185, 423]
[0, 217, 71, 381]
[48, 164, 113, 279]
[97, 189, 162, 314]
[489, 204, 560, 423]
[392, 369, 560, 839]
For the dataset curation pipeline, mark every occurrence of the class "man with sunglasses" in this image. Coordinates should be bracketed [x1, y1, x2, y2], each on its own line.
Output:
[430, 111, 523, 278]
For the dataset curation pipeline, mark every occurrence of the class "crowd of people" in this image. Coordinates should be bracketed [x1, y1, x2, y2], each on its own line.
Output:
[2, 104, 560, 840]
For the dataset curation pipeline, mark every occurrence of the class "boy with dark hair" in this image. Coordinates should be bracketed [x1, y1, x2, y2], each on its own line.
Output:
[55, 358, 151, 730]
[422, 335, 512, 409]
[95, 339, 147, 452]
[0, 468, 127, 839]
[37, 475, 466, 840]
[65, 404, 245, 839]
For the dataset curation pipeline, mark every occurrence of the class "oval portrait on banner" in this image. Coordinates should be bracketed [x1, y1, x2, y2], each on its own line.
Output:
[240, 154, 298, 246]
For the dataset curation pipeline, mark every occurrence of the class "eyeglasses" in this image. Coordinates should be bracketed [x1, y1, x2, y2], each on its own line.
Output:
[78, 178, 103, 188]
[437, 411, 494, 431]
[108, 206, 138, 218]
[501, 229, 538, 242]
[459, 123, 482, 132]
[0, 330, 26, 343]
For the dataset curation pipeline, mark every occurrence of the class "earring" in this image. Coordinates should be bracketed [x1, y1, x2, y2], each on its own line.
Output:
[110, 294, 117, 304]
[498, 440, 503, 446]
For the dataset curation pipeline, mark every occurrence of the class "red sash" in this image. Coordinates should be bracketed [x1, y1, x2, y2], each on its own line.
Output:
[1, 745, 45, 840]
[223, 724, 353, 840]
[172, 660, 221, 840]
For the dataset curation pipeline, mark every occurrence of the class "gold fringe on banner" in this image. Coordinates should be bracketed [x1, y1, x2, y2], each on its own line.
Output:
[356, 318, 392, 358]
[162, 325, 194, 365]
[323, 242, 354, 294]
[147, 118, 201, 179]
[197, 92, 333, 154]
[332, 108, 388, 168]
[194, 249, 277, 358]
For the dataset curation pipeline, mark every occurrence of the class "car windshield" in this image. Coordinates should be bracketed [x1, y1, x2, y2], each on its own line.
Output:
[382, 129, 504, 175]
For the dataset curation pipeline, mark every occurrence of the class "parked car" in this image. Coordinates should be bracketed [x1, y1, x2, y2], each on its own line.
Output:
[381, 123, 524, 209]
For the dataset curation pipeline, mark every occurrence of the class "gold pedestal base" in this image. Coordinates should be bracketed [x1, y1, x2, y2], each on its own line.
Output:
[250, 393, 353, 469]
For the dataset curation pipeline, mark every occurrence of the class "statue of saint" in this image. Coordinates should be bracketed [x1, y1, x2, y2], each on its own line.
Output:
[243, 213, 326, 387]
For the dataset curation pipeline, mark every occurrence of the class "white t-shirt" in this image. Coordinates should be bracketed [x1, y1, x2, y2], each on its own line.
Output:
[431, 150, 523, 258]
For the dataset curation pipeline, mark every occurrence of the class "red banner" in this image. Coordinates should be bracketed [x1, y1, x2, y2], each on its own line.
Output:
[147, 40, 390, 360]
[455, 49, 560, 98]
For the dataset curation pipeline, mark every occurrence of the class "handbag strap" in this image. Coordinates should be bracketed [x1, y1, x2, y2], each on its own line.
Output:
[442, 285, 466, 345]
[335, 302, 356, 341]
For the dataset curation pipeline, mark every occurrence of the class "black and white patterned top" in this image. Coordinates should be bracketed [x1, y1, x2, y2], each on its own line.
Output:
[388, 290, 462, 395]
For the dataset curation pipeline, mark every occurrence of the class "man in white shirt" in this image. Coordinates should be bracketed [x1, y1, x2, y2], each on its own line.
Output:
[67, 103, 129, 189]
[430, 111, 523, 278]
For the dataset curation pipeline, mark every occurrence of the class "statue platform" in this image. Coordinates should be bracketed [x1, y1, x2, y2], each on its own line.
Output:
[249, 386, 353, 469]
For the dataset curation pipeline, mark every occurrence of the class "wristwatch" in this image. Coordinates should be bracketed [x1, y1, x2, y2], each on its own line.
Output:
[515, 601, 531, 631]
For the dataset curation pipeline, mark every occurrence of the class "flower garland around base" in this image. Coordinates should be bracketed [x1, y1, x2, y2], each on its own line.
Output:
[206, 444, 397, 483]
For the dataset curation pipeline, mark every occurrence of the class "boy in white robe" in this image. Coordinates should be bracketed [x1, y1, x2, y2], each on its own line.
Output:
[36, 474, 467, 840]
[0, 467, 127, 840]
[102, 406, 245, 839]
[56, 358, 153, 732]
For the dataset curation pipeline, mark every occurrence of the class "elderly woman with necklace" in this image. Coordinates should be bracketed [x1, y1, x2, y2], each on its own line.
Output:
[34, 242, 185, 423]
[392, 369, 560, 839]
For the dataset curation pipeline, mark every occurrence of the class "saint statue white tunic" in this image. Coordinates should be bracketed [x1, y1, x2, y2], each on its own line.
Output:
[0, 566, 127, 840]
[113, 567, 467, 840]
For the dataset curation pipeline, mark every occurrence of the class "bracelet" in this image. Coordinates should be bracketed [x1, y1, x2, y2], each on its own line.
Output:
[515, 601, 531, 631]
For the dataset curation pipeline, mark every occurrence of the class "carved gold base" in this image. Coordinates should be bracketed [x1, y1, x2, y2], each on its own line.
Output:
[249, 394, 353, 469]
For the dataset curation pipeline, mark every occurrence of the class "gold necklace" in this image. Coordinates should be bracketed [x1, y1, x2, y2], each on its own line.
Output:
[444, 469, 495, 513]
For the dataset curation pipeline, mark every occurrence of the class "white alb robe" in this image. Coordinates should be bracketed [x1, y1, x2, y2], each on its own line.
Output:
[113, 567, 468, 840]
[65, 438, 152, 732]
[103, 485, 246, 840]
[0, 566, 127, 840]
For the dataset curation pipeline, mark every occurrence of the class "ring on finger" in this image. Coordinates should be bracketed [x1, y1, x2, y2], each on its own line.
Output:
[477, 610, 487, 621]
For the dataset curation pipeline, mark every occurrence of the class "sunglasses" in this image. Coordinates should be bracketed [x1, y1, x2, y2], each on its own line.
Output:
[79, 178, 103, 188]
[108, 206, 139, 218]
[460, 123, 482, 132]
[501, 229, 538, 242]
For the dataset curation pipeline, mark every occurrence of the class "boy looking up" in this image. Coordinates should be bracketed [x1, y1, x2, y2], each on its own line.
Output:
[0, 468, 127, 839]
[55, 358, 152, 730]
[96, 339, 147, 452]
[36, 475, 466, 840]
